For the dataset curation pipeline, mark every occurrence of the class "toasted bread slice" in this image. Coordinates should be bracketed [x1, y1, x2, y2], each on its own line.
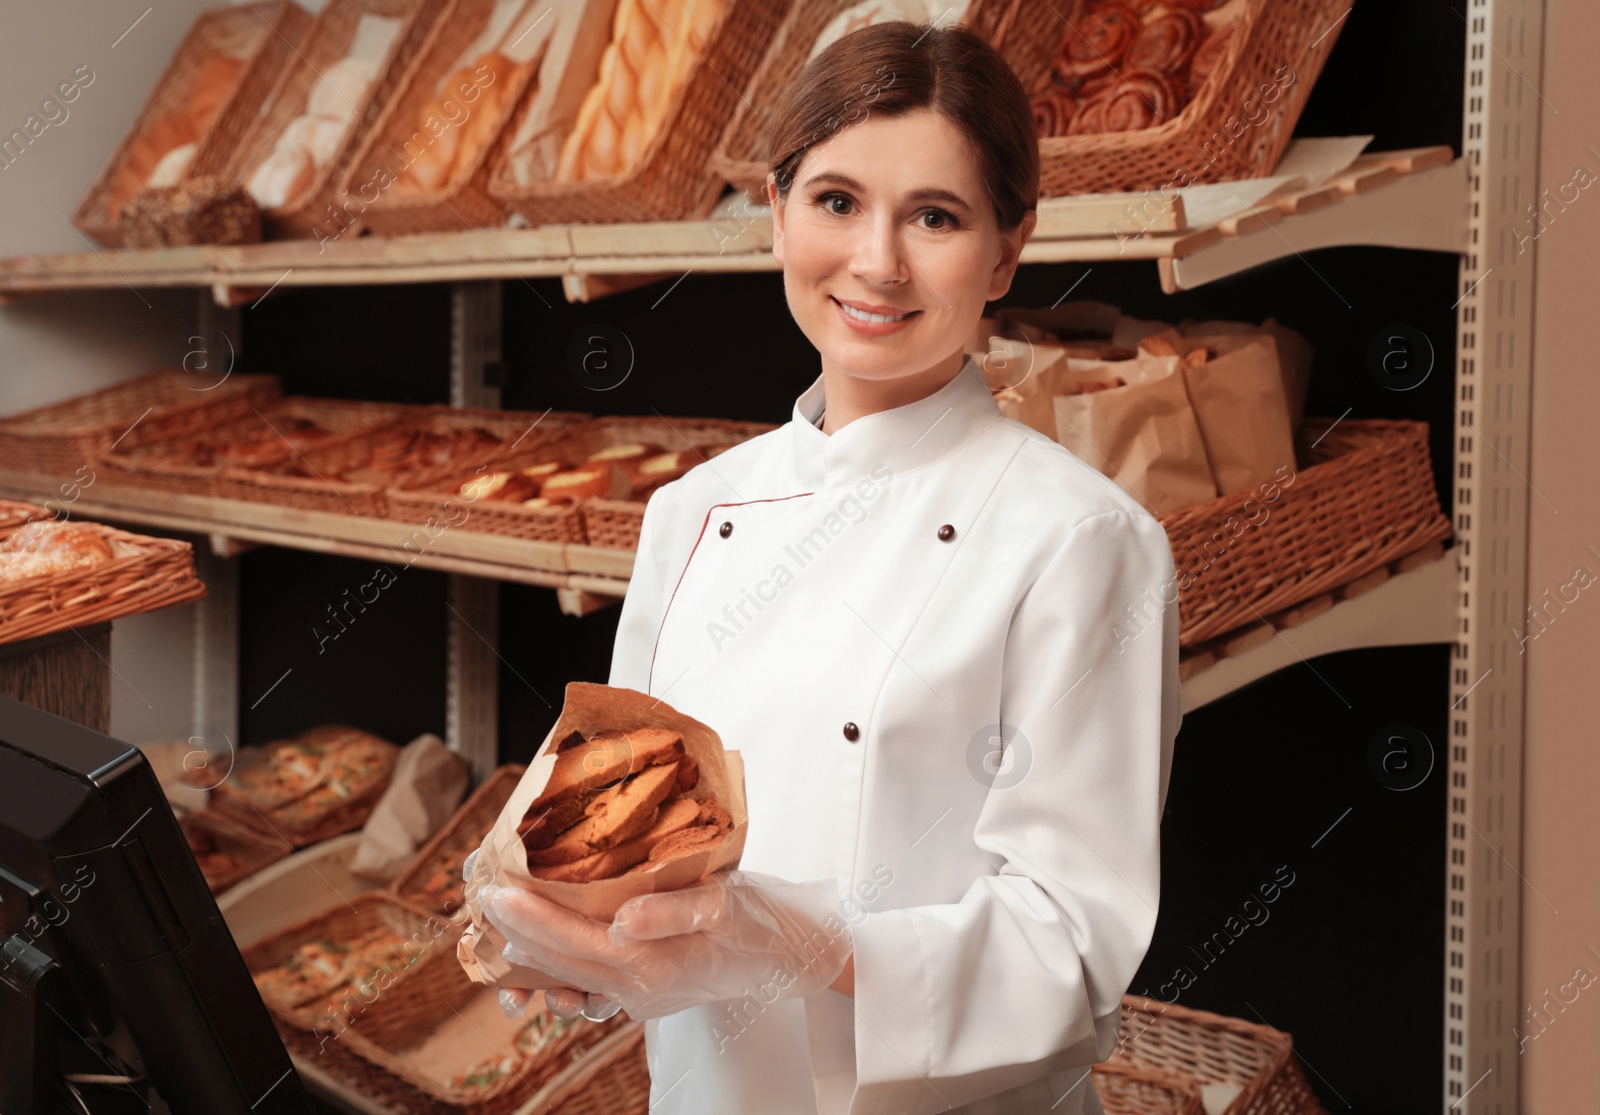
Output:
[519, 729, 685, 849]
[627, 822, 728, 873]
[526, 795, 703, 883]
[527, 761, 681, 866]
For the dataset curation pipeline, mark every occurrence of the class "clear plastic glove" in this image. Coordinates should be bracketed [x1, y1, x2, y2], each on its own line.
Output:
[478, 870, 853, 1021]
[462, 849, 618, 1021]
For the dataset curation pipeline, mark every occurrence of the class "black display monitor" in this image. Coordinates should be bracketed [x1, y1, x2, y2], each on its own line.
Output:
[0, 693, 315, 1114]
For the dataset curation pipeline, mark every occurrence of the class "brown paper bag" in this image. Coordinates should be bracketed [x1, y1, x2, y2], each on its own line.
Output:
[1052, 351, 1219, 514]
[348, 733, 470, 882]
[1141, 329, 1296, 498]
[1259, 318, 1311, 434]
[457, 682, 747, 990]
[1177, 317, 1312, 435]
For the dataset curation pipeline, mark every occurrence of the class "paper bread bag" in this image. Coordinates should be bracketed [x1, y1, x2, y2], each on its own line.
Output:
[457, 681, 747, 990]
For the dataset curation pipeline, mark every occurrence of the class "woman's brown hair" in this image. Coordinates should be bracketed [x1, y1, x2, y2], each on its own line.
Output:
[766, 21, 1039, 233]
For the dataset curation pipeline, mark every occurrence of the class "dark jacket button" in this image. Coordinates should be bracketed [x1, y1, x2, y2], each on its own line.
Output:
[842, 722, 860, 741]
[719, 521, 733, 538]
[937, 524, 955, 542]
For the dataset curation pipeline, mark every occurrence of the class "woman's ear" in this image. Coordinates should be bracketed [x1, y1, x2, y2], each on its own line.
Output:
[767, 172, 784, 266]
[987, 209, 1037, 302]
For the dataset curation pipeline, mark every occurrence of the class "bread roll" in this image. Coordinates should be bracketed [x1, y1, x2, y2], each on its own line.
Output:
[539, 467, 610, 502]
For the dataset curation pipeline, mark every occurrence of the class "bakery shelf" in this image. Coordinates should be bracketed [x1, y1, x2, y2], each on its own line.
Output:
[1180, 545, 1459, 713]
[0, 147, 1461, 305]
[0, 471, 632, 609]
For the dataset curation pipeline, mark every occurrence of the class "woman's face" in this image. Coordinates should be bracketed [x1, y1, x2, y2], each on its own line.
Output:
[768, 106, 1034, 388]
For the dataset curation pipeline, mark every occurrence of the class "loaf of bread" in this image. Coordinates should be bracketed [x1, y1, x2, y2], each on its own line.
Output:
[105, 54, 246, 221]
[538, 467, 612, 502]
[554, 0, 727, 180]
[245, 14, 400, 210]
[516, 726, 731, 882]
[0, 523, 116, 581]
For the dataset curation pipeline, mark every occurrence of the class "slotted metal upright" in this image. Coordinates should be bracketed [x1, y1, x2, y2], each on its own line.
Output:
[1446, 0, 1545, 1110]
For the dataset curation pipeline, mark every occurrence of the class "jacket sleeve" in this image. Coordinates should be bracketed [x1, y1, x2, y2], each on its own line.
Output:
[844, 508, 1182, 1115]
[607, 485, 673, 694]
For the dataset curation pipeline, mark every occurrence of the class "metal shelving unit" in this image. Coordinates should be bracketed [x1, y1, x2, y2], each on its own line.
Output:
[0, 0, 1545, 1101]
[1446, 1, 1544, 1109]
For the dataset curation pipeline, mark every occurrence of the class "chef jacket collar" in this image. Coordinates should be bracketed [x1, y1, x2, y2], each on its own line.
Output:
[790, 352, 1000, 490]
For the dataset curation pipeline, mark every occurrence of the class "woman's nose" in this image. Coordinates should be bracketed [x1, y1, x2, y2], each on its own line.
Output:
[848, 214, 910, 287]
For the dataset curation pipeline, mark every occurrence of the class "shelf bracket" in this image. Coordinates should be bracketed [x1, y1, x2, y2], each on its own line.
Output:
[445, 573, 499, 783]
[1162, 158, 1471, 292]
[451, 281, 503, 410]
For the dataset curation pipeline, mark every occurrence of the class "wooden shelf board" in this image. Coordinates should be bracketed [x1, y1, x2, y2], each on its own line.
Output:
[1180, 547, 1459, 713]
[0, 147, 1459, 300]
[0, 473, 631, 595]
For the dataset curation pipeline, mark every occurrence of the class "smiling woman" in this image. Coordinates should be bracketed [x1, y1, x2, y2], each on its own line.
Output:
[478, 20, 1182, 1115]
[763, 21, 1039, 434]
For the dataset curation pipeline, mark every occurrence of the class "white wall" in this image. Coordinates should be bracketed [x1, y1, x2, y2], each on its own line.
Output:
[0, 1, 228, 742]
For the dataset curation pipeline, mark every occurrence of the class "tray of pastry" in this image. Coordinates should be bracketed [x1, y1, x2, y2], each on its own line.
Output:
[96, 396, 411, 499]
[0, 368, 280, 479]
[216, 405, 587, 518]
[202, 724, 402, 847]
[487, 0, 790, 225]
[391, 763, 525, 921]
[390, 414, 772, 544]
[0, 516, 208, 645]
[222, 0, 453, 240]
[70, 1, 313, 248]
[242, 891, 458, 1039]
[180, 807, 295, 895]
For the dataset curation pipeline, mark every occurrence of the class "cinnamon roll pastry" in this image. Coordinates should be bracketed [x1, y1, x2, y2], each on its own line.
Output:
[1058, 6, 1140, 80]
[1127, 8, 1203, 74]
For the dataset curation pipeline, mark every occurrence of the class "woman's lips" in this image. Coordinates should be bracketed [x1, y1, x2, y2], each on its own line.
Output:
[831, 295, 919, 337]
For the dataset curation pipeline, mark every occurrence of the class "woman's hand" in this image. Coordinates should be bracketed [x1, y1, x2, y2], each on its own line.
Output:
[478, 870, 854, 1021]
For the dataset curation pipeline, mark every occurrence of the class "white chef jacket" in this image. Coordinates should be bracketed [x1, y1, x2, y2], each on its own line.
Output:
[606, 353, 1182, 1115]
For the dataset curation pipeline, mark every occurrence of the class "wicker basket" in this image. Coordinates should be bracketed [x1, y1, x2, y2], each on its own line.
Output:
[97, 397, 411, 499]
[1092, 1061, 1206, 1115]
[547, 1023, 650, 1115]
[1159, 417, 1453, 648]
[220, 0, 452, 241]
[486, 0, 790, 226]
[396, 415, 774, 545]
[338, 0, 550, 236]
[1029, 0, 1351, 196]
[179, 807, 294, 895]
[1103, 994, 1327, 1115]
[711, 0, 1049, 203]
[241, 891, 461, 1038]
[391, 763, 525, 920]
[218, 405, 570, 518]
[0, 519, 208, 645]
[71, 2, 314, 248]
[0, 369, 281, 479]
[576, 416, 774, 550]
[0, 501, 52, 533]
[210, 724, 401, 847]
[330, 951, 627, 1115]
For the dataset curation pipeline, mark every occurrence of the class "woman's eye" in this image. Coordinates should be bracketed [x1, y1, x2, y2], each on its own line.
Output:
[920, 208, 960, 230]
[816, 192, 852, 216]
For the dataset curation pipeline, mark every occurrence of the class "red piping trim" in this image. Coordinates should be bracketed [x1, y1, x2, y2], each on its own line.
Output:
[648, 492, 815, 690]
